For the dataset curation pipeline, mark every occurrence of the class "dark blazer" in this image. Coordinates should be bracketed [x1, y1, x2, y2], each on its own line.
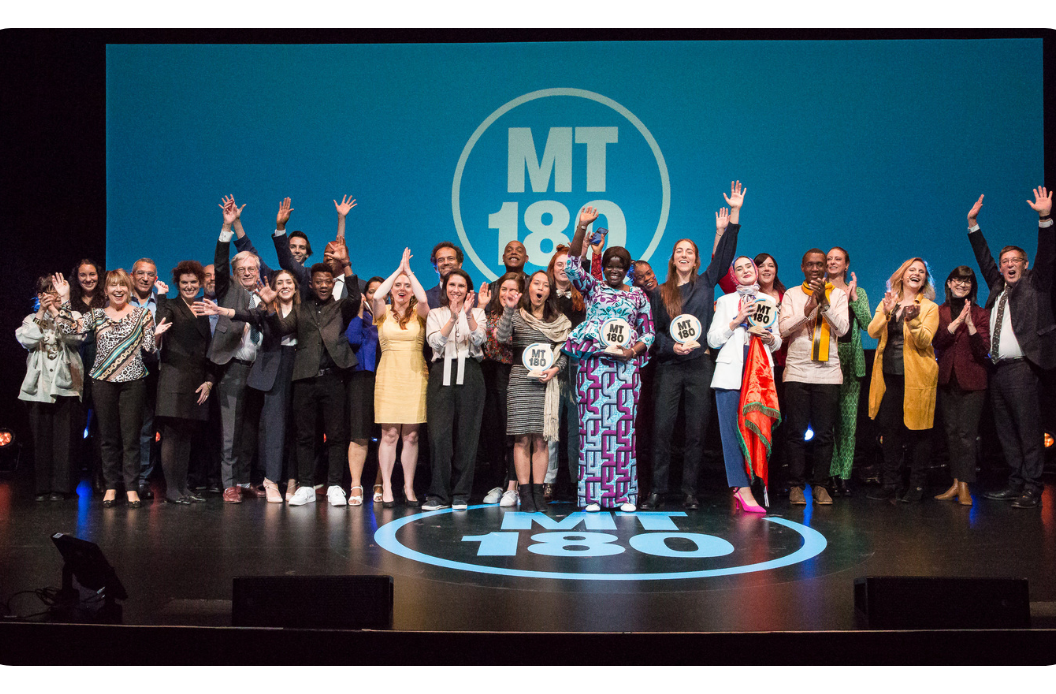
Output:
[155, 295, 216, 419]
[207, 234, 257, 366]
[232, 303, 294, 392]
[270, 280, 362, 382]
[235, 230, 366, 300]
[933, 303, 991, 391]
[969, 222, 1056, 370]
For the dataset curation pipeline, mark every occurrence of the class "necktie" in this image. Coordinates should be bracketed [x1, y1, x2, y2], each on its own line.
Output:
[990, 288, 1008, 363]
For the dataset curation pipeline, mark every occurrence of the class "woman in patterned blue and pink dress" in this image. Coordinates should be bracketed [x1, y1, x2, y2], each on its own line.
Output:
[564, 205, 655, 513]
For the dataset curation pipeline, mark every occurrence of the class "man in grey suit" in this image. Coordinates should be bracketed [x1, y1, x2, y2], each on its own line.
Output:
[210, 199, 266, 503]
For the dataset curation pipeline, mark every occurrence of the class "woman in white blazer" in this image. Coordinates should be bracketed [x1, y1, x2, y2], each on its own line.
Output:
[708, 256, 781, 513]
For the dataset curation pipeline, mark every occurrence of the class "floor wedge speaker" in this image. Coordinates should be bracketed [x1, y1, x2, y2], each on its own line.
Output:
[233, 575, 393, 629]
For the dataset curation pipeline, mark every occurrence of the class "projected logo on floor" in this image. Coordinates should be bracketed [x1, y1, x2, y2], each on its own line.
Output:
[374, 508, 826, 581]
[452, 88, 670, 281]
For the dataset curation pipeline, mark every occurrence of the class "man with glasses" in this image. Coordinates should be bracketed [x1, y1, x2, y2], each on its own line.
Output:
[209, 200, 266, 503]
[967, 187, 1054, 509]
[130, 259, 161, 499]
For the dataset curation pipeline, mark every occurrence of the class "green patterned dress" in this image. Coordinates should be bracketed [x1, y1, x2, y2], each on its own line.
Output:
[830, 287, 871, 480]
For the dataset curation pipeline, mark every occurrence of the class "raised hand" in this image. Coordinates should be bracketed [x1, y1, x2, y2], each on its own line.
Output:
[399, 247, 412, 274]
[154, 279, 169, 296]
[477, 282, 492, 307]
[327, 239, 350, 269]
[504, 290, 522, 309]
[578, 205, 600, 228]
[221, 194, 246, 219]
[334, 195, 357, 217]
[715, 207, 730, 233]
[195, 381, 213, 405]
[723, 180, 747, 209]
[463, 289, 477, 313]
[191, 298, 225, 316]
[52, 272, 70, 301]
[967, 194, 984, 224]
[882, 291, 896, 314]
[1028, 186, 1052, 217]
[255, 278, 278, 305]
[276, 197, 294, 230]
[221, 197, 238, 226]
[848, 272, 859, 302]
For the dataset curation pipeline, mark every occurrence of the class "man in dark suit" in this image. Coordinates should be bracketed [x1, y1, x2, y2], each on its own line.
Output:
[210, 200, 265, 503]
[967, 187, 1054, 509]
[265, 241, 362, 507]
[425, 241, 464, 309]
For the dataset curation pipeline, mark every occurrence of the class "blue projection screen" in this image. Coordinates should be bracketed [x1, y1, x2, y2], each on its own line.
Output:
[107, 40, 1043, 345]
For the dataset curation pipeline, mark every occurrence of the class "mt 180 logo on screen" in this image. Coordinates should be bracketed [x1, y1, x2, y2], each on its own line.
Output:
[452, 88, 671, 281]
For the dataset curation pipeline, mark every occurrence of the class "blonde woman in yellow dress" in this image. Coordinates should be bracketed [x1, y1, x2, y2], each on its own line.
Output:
[372, 248, 430, 508]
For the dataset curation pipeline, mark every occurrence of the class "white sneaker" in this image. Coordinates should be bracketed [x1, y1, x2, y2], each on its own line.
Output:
[483, 487, 504, 504]
[499, 490, 518, 507]
[288, 486, 316, 506]
[327, 485, 347, 507]
[585, 503, 601, 512]
[619, 503, 636, 513]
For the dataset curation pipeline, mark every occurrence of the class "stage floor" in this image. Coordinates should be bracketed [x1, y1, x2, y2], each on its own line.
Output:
[1, 474, 1054, 632]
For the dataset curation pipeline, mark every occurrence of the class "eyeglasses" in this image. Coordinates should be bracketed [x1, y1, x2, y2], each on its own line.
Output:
[949, 278, 971, 286]
[1000, 257, 1027, 267]
[234, 267, 258, 276]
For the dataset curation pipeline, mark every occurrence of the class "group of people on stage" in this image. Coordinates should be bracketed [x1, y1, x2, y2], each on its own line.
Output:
[18, 183, 1054, 513]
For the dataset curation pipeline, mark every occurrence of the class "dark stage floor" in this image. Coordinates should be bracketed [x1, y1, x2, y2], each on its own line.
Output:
[1, 474, 1054, 633]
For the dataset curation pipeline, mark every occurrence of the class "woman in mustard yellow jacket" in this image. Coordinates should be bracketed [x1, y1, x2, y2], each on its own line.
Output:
[866, 258, 939, 503]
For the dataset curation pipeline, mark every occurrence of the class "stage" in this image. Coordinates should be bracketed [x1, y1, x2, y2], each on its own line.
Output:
[1, 473, 1054, 636]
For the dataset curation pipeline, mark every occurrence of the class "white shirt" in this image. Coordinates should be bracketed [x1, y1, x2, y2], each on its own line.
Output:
[989, 286, 1024, 361]
[232, 293, 262, 362]
[426, 306, 486, 385]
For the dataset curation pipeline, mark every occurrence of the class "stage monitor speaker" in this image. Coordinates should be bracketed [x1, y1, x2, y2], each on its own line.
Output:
[232, 575, 393, 629]
[854, 576, 1030, 630]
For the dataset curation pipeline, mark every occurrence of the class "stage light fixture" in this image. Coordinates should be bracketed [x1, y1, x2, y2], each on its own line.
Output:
[0, 429, 21, 472]
[1044, 432, 1053, 449]
[0, 429, 14, 447]
[804, 427, 814, 442]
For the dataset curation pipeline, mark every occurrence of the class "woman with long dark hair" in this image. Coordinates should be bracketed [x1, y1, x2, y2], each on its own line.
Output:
[54, 269, 171, 508]
[478, 272, 524, 506]
[708, 256, 782, 513]
[646, 186, 743, 510]
[932, 266, 990, 506]
[69, 258, 106, 493]
[17, 275, 85, 501]
[866, 258, 939, 503]
[565, 205, 655, 512]
[495, 270, 571, 511]
[424, 268, 487, 511]
[826, 247, 872, 496]
[155, 260, 215, 504]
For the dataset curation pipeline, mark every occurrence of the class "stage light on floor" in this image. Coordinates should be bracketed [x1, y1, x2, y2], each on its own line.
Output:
[804, 427, 814, 441]
[83, 426, 90, 439]
[1044, 432, 1053, 448]
[0, 429, 14, 448]
[0, 428, 21, 472]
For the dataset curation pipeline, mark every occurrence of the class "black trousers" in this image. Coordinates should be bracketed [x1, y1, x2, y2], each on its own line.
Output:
[26, 397, 78, 495]
[877, 375, 932, 490]
[427, 358, 485, 504]
[73, 379, 103, 488]
[990, 360, 1044, 494]
[92, 378, 147, 491]
[292, 371, 349, 488]
[784, 381, 841, 488]
[938, 379, 985, 484]
[479, 360, 513, 489]
[651, 356, 715, 496]
[160, 417, 198, 501]
[189, 394, 222, 488]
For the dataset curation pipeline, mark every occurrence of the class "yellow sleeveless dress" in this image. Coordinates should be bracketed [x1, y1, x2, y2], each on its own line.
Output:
[374, 315, 428, 423]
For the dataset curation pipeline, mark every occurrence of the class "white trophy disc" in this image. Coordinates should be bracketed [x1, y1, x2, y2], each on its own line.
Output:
[599, 318, 633, 354]
[670, 313, 702, 350]
[748, 295, 779, 330]
[522, 342, 555, 378]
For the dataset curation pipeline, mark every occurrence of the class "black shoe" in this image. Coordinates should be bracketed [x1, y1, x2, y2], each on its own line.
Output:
[984, 486, 1021, 501]
[1011, 490, 1040, 509]
[102, 498, 117, 508]
[834, 478, 852, 497]
[183, 492, 206, 503]
[532, 484, 548, 511]
[34, 493, 49, 502]
[682, 494, 700, 510]
[404, 496, 421, 509]
[92, 478, 106, 495]
[205, 484, 223, 494]
[641, 492, 664, 510]
[167, 496, 191, 505]
[867, 487, 897, 501]
[128, 499, 142, 509]
[138, 485, 155, 500]
[518, 484, 538, 513]
[49, 492, 66, 501]
[899, 486, 924, 503]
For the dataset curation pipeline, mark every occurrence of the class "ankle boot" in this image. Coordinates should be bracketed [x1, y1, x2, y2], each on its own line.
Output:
[518, 484, 537, 512]
[935, 480, 959, 501]
[532, 484, 548, 511]
[957, 481, 973, 506]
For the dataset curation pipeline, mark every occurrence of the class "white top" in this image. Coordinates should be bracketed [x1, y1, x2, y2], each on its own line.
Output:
[779, 285, 849, 384]
[708, 292, 782, 390]
[232, 293, 262, 362]
[989, 286, 1024, 361]
[426, 306, 487, 386]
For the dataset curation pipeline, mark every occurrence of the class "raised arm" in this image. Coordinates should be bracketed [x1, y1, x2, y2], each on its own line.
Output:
[1028, 186, 1054, 292]
[568, 205, 599, 259]
[214, 198, 240, 301]
[703, 207, 741, 286]
[334, 195, 357, 242]
[966, 194, 1001, 291]
[723, 180, 746, 226]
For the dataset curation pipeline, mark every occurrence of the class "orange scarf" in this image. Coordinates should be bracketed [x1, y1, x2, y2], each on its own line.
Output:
[737, 335, 781, 504]
[801, 281, 835, 361]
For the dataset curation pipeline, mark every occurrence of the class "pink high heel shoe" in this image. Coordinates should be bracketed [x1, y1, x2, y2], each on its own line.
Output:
[733, 488, 766, 514]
